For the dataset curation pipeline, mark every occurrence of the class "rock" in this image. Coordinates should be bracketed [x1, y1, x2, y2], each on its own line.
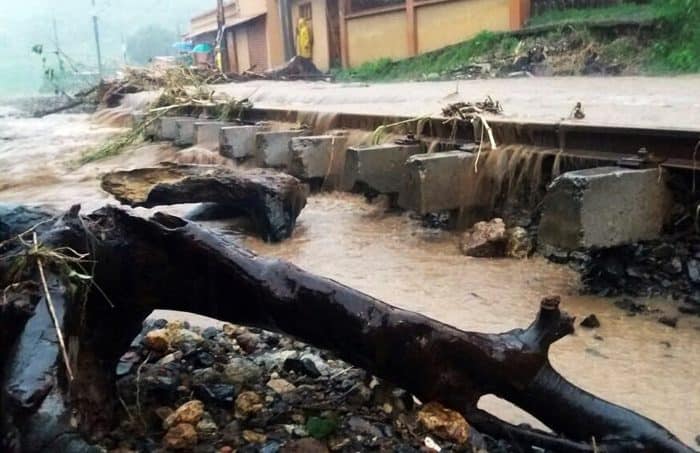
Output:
[688, 260, 700, 283]
[260, 440, 282, 453]
[579, 314, 601, 328]
[256, 350, 298, 371]
[347, 416, 383, 438]
[460, 218, 507, 257]
[157, 351, 183, 366]
[236, 332, 261, 353]
[658, 316, 678, 328]
[164, 400, 205, 429]
[283, 357, 321, 378]
[505, 226, 532, 259]
[163, 423, 198, 450]
[243, 430, 267, 444]
[144, 329, 170, 353]
[281, 438, 329, 453]
[223, 358, 263, 386]
[235, 391, 264, 418]
[196, 416, 219, 441]
[202, 326, 219, 340]
[299, 353, 330, 376]
[267, 378, 296, 394]
[193, 383, 237, 406]
[417, 402, 470, 444]
[662, 257, 683, 275]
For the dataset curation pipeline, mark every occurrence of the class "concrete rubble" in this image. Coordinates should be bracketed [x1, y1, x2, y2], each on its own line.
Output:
[538, 167, 672, 250]
[255, 130, 309, 168]
[343, 143, 422, 195]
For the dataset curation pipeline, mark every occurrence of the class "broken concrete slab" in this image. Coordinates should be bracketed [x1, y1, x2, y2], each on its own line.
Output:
[289, 136, 334, 180]
[220, 125, 260, 159]
[398, 151, 475, 214]
[343, 143, 422, 194]
[101, 163, 308, 242]
[288, 135, 349, 187]
[538, 166, 672, 250]
[195, 121, 234, 148]
[174, 118, 198, 146]
[152, 116, 192, 141]
[255, 130, 308, 168]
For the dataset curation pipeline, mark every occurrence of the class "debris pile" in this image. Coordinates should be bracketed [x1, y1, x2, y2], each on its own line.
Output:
[548, 236, 700, 316]
[108, 320, 507, 452]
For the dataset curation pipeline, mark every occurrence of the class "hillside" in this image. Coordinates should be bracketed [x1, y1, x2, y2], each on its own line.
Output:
[336, 0, 700, 81]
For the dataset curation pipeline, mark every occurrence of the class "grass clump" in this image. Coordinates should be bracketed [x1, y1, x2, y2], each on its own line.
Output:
[527, 1, 671, 28]
[335, 31, 517, 81]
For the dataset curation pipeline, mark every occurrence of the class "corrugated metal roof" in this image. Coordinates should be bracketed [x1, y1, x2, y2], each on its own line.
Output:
[187, 12, 266, 39]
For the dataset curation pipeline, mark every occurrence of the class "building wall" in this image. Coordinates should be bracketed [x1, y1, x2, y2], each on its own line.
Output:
[265, 0, 286, 69]
[415, 0, 511, 54]
[290, 0, 331, 71]
[346, 9, 408, 67]
[248, 16, 270, 71]
[235, 27, 251, 71]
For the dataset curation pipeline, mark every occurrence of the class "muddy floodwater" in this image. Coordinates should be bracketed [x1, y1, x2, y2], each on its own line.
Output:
[1, 106, 699, 446]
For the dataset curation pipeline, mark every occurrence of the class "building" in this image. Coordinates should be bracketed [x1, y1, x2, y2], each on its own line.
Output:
[187, 0, 531, 73]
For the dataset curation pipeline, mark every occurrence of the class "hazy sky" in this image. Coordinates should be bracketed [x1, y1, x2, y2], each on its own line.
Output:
[0, 0, 211, 96]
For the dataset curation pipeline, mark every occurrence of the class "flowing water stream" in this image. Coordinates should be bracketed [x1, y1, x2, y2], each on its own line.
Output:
[0, 107, 698, 446]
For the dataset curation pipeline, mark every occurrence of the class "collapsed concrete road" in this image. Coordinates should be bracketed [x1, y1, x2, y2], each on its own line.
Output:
[101, 164, 308, 242]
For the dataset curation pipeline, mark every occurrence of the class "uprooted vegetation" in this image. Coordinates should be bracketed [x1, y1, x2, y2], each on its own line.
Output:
[335, 0, 700, 81]
[77, 67, 253, 165]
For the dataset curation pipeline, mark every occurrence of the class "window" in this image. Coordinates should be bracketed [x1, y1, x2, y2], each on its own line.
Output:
[299, 3, 312, 21]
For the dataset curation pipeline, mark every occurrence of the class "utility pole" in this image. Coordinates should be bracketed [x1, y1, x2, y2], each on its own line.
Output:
[52, 17, 61, 52]
[215, 0, 228, 72]
[279, 0, 295, 61]
[91, 0, 103, 77]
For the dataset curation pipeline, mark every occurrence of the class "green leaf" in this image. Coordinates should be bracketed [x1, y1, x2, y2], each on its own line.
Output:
[305, 416, 337, 440]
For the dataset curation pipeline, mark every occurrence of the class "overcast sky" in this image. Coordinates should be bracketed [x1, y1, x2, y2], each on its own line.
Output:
[1, 0, 210, 96]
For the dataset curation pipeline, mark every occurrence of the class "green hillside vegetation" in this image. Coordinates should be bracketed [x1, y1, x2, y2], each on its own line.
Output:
[335, 0, 700, 81]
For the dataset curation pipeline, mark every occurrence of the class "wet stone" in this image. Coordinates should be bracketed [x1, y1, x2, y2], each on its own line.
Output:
[579, 314, 601, 329]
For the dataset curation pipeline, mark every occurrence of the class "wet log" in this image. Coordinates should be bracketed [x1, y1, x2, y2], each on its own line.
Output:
[0, 206, 694, 452]
[101, 164, 308, 242]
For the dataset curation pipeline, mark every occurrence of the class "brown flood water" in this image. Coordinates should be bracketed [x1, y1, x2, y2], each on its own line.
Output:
[0, 109, 699, 446]
[237, 194, 700, 445]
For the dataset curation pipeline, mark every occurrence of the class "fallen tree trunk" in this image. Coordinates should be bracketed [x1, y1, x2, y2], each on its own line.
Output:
[101, 164, 308, 242]
[0, 206, 693, 452]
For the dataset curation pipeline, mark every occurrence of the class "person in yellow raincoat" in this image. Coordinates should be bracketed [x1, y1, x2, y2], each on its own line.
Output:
[296, 17, 313, 59]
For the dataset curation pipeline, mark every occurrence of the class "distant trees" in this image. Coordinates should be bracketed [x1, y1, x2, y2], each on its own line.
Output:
[126, 25, 177, 65]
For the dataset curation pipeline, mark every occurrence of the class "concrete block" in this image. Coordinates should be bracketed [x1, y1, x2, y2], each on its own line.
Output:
[195, 121, 233, 148]
[288, 135, 348, 182]
[255, 130, 308, 168]
[220, 125, 259, 159]
[154, 116, 192, 141]
[174, 118, 198, 146]
[398, 151, 475, 214]
[343, 143, 422, 194]
[538, 167, 672, 250]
